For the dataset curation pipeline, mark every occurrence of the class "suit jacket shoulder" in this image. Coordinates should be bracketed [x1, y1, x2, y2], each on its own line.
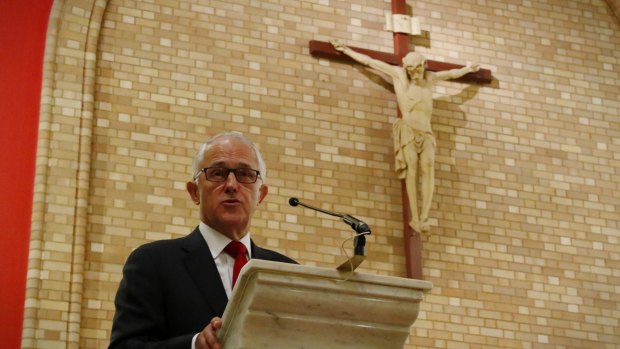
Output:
[252, 243, 297, 264]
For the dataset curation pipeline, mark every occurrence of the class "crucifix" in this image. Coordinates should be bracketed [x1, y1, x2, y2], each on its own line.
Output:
[309, 0, 492, 280]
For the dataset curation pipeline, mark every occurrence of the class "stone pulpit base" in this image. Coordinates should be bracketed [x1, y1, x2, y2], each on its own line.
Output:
[218, 259, 433, 349]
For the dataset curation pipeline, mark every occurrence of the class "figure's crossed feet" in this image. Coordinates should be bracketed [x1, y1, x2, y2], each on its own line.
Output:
[420, 220, 431, 235]
[409, 219, 431, 235]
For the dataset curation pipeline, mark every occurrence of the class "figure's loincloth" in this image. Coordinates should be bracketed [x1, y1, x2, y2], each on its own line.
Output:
[393, 119, 436, 179]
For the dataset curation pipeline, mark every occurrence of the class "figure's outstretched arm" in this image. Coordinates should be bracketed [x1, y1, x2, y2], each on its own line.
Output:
[430, 63, 480, 81]
[330, 39, 400, 79]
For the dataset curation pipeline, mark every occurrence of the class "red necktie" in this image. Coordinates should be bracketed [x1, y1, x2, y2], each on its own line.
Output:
[224, 241, 248, 288]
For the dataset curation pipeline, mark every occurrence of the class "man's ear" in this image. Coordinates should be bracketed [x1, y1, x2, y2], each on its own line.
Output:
[258, 184, 268, 204]
[186, 181, 200, 204]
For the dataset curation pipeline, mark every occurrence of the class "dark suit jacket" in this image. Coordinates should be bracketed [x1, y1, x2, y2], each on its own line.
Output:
[109, 227, 296, 349]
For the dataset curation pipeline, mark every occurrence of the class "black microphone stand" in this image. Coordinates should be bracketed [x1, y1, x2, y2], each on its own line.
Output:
[289, 198, 371, 257]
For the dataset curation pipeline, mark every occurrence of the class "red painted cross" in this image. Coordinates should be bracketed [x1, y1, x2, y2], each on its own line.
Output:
[309, 0, 492, 280]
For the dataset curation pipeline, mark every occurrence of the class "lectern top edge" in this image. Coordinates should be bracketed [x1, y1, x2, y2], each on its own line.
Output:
[238, 259, 433, 291]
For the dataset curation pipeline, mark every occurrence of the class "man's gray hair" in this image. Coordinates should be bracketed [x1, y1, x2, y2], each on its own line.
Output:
[191, 131, 267, 183]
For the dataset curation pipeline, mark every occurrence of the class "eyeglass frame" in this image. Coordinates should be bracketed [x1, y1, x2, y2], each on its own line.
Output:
[193, 166, 262, 184]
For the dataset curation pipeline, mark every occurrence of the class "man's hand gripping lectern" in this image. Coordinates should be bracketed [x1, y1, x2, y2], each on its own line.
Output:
[217, 259, 433, 349]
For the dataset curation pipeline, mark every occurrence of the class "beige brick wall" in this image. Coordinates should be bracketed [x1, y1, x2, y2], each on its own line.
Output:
[25, 0, 619, 348]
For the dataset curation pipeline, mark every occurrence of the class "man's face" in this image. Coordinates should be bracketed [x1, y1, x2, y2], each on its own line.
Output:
[187, 136, 268, 240]
[405, 63, 425, 80]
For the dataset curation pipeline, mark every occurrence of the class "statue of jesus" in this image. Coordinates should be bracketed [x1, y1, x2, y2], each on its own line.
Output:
[331, 39, 480, 233]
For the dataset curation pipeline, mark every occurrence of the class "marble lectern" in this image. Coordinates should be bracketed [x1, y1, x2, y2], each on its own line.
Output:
[217, 259, 433, 349]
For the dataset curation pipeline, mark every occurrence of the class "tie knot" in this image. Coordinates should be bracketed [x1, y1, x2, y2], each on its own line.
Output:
[224, 241, 247, 259]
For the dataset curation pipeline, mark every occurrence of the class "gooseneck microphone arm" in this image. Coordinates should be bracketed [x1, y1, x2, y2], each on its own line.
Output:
[289, 197, 371, 256]
[288, 197, 342, 218]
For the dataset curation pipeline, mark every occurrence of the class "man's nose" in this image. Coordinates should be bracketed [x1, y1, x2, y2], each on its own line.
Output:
[223, 172, 239, 193]
[224, 171, 239, 185]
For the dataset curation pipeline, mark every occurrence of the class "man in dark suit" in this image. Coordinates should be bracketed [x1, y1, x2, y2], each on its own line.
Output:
[109, 132, 296, 349]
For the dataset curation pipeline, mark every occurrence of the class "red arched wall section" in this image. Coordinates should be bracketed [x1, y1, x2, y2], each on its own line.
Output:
[0, 1, 53, 347]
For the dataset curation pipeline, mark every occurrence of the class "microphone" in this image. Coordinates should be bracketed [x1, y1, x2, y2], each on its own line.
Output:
[290, 196, 371, 233]
[288, 197, 371, 256]
[288, 197, 345, 219]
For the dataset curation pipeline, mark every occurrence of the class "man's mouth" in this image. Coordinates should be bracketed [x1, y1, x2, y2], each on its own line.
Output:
[222, 198, 241, 205]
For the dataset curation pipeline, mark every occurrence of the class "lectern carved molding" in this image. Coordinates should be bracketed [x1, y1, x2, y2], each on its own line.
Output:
[219, 260, 433, 349]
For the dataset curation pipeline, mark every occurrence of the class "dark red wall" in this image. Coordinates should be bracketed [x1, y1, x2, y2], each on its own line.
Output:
[0, 0, 53, 347]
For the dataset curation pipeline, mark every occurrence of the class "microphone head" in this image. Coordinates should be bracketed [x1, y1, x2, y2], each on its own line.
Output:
[288, 197, 299, 207]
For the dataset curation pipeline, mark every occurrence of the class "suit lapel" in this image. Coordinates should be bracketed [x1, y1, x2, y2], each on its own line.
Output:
[181, 228, 228, 317]
[251, 240, 269, 260]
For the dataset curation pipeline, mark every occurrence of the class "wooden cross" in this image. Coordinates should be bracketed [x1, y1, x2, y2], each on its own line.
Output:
[309, 0, 492, 280]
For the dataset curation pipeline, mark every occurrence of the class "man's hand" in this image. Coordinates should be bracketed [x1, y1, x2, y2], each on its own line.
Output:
[196, 317, 223, 349]
[330, 39, 347, 52]
[469, 63, 480, 72]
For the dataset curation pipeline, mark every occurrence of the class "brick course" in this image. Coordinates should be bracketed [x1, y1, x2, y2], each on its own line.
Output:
[24, 0, 619, 348]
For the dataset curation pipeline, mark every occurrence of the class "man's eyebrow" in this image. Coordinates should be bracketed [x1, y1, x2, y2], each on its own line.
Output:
[207, 161, 253, 168]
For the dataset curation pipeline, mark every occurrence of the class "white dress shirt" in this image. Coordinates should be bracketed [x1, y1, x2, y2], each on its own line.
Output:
[191, 222, 252, 349]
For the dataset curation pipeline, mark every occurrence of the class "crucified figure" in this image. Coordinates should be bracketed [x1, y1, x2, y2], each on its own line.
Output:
[331, 39, 480, 233]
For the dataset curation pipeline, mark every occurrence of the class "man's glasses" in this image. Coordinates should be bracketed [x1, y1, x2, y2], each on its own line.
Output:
[195, 167, 261, 184]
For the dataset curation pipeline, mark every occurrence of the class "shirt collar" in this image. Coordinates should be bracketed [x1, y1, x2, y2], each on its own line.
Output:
[198, 222, 252, 259]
